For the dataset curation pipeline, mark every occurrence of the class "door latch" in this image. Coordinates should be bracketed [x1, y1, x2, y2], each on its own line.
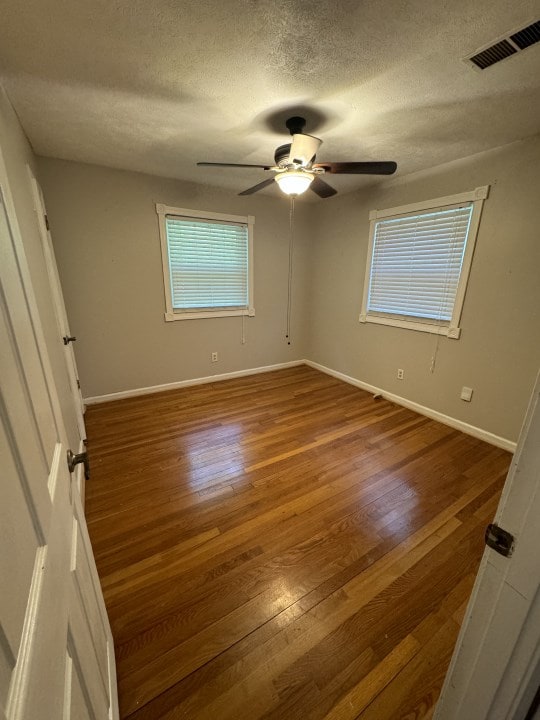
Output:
[63, 335, 77, 345]
[67, 449, 90, 481]
[485, 523, 515, 558]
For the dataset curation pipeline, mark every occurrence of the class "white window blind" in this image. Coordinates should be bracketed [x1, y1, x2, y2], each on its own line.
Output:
[367, 203, 474, 323]
[165, 215, 249, 311]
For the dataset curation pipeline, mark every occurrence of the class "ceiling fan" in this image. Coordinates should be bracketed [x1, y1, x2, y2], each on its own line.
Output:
[197, 116, 397, 198]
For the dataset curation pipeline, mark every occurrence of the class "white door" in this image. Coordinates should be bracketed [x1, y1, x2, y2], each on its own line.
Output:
[0, 181, 118, 719]
[27, 168, 86, 443]
[435, 371, 540, 720]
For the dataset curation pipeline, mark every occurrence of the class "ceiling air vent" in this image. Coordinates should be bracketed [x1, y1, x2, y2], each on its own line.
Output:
[469, 40, 517, 69]
[466, 19, 540, 70]
[510, 20, 540, 50]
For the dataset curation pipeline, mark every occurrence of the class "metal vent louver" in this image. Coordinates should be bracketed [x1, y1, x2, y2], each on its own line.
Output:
[510, 20, 540, 50]
[470, 40, 517, 69]
[467, 19, 540, 70]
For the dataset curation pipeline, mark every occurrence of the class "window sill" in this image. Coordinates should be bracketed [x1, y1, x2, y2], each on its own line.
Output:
[165, 308, 255, 321]
[359, 313, 461, 338]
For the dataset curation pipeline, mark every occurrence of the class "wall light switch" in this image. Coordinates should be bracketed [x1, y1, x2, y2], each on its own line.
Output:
[461, 386, 473, 402]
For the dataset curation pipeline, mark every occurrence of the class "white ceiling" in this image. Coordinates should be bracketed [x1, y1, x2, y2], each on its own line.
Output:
[1, 0, 539, 199]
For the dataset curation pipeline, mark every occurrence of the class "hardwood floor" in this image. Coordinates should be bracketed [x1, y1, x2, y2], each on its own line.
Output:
[84, 365, 510, 719]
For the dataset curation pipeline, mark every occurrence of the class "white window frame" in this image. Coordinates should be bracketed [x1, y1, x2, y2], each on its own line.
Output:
[359, 186, 489, 339]
[157, 203, 255, 321]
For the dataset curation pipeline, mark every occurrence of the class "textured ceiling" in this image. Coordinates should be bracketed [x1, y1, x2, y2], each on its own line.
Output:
[1, 0, 539, 199]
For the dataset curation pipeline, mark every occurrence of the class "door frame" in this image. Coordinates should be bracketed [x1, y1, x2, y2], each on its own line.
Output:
[0, 140, 119, 720]
[27, 166, 87, 443]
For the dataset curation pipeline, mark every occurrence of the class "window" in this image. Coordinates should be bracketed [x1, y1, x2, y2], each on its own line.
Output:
[157, 204, 254, 321]
[360, 186, 489, 338]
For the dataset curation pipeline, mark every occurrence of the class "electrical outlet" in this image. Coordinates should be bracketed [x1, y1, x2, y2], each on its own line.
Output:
[211, 352, 218, 363]
[461, 386, 473, 402]
[397, 368, 404, 380]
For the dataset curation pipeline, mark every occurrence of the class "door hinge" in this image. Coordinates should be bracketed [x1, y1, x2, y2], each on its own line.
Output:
[44, 214, 50, 231]
[77, 378, 81, 389]
[485, 523, 515, 557]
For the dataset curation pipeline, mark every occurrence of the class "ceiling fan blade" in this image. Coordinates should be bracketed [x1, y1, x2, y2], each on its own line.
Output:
[313, 161, 397, 175]
[197, 162, 273, 170]
[310, 176, 337, 198]
[288, 133, 322, 167]
[238, 177, 275, 196]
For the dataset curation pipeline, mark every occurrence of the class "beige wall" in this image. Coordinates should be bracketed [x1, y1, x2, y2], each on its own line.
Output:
[0, 88, 80, 450]
[36, 135, 540, 443]
[307, 135, 540, 443]
[37, 158, 312, 398]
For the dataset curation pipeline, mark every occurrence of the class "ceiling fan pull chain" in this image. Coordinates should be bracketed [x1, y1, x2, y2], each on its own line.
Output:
[286, 195, 295, 345]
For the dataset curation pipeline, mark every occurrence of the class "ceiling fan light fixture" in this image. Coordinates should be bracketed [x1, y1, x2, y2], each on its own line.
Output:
[275, 170, 314, 196]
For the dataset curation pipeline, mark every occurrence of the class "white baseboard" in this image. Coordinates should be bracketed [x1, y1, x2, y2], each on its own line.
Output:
[84, 357, 516, 453]
[304, 359, 517, 453]
[83, 360, 305, 405]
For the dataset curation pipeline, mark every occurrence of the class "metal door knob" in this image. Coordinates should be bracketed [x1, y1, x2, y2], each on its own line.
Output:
[67, 449, 90, 481]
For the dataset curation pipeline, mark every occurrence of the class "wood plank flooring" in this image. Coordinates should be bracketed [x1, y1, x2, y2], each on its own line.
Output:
[84, 365, 510, 719]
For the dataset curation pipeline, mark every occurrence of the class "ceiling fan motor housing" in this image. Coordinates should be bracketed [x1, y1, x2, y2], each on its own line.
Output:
[274, 143, 293, 167]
